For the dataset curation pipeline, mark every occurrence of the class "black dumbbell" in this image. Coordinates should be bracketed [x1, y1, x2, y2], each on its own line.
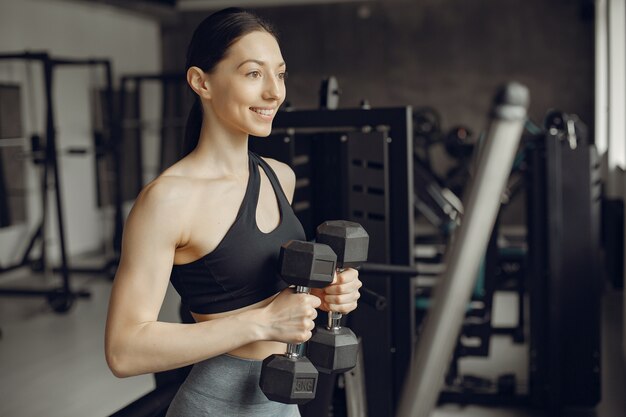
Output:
[307, 220, 369, 374]
[259, 240, 337, 404]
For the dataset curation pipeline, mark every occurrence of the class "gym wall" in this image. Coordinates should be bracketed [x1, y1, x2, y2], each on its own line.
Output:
[163, 0, 593, 134]
[0, 0, 161, 265]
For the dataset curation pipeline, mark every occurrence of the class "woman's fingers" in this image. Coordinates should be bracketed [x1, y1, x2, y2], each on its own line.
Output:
[307, 269, 362, 314]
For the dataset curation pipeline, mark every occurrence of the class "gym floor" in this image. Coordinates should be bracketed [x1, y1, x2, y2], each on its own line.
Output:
[0, 261, 624, 417]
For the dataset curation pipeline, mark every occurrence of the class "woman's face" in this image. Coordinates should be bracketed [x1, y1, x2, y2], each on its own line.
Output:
[207, 30, 286, 138]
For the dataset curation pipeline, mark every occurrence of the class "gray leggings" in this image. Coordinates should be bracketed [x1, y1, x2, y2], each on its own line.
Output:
[165, 354, 301, 417]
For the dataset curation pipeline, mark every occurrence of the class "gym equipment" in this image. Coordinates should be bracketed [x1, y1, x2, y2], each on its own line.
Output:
[526, 110, 601, 410]
[412, 107, 442, 175]
[54, 56, 121, 279]
[259, 240, 337, 404]
[342, 337, 368, 417]
[0, 84, 26, 230]
[0, 52, 92, 312]
[251, 106, 414, 417]
[413, 158, 462, 237]
[118, 73, 189, 173]
[0, 54, 120, 281]
[319, 76, 340, 110]
[308, 220, 369, 374]
[397, 82, 529, 417]
[443, 126, 474, 159]
[442, 126, 475, 197]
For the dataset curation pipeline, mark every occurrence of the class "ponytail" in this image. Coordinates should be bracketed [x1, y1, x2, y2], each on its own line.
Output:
[182, 98, 203, 157]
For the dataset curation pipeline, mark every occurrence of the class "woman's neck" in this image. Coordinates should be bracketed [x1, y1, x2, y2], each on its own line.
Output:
[189, 118, 250, 178]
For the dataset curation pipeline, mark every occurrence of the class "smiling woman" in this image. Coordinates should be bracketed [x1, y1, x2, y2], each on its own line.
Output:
[194, 30, 287, 139]
[104, 7, 362, 417]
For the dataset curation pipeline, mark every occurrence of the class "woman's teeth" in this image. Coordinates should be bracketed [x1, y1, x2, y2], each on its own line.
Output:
[251, 108, 274, 116]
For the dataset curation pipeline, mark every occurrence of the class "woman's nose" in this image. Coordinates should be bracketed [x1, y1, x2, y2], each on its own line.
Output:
[263, 75, 283, 101]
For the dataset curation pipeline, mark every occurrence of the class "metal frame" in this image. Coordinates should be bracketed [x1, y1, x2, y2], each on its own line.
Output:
[268, 107, 415, 417]
[0, 52, 99, 311]
[397, 83, 529, 417]
[52, 56, 121, 277]
[118, 73, 187, 186]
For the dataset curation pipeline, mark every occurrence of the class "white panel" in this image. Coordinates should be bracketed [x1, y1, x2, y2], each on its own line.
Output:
[0, 0, 161, 264]
[607, 0, 626, 198]
[595, 0, 608, 158]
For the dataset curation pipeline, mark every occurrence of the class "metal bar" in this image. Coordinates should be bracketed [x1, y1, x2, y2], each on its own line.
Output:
[358, 287, 387, 310]
[104, 61, 124, 258]
[388, 107, 415, 412]
[121, 73, 185, 83]
[51, 57, 112, 66]
[134, 80, 145, 189]
[273, 107, 412, 129]
[0, 52, 49, 61]
[360, 262, 419, 276]
[344, 338, 368, 417]
[0, 288, 90, 298]
[396, 83, 529, 417]
[44, 58, 72, 294]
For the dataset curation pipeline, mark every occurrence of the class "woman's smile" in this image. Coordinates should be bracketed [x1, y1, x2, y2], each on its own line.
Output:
[250, 107, 276, 121]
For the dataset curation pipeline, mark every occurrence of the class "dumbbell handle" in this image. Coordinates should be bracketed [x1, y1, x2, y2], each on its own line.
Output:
[328, 311, 343, 330]
[286, 285, 310, 358]
[327, 268, 346, 330]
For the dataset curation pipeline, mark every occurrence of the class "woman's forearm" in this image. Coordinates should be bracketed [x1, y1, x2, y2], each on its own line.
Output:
[106, 308, 267, 378]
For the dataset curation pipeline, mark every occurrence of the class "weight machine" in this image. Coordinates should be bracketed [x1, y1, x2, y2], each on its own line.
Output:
[0, 51, 122, 312]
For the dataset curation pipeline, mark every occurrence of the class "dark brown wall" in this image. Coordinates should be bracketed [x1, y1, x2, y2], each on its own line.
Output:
[163, 0, 594, 133]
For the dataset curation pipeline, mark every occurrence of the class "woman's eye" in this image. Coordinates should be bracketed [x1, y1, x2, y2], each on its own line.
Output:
[278, 71, 288, 80]
[247, 71, 261, 78]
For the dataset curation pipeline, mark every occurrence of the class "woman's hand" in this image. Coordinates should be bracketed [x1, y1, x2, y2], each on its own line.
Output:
[310, 268, 362, 314]
[260, 287, 321, 344]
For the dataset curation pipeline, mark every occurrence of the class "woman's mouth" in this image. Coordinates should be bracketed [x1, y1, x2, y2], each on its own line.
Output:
[250, 107, 275, 119]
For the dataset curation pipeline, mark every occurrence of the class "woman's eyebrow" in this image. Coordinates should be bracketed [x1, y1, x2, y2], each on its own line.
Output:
[237, 59, 286, 69]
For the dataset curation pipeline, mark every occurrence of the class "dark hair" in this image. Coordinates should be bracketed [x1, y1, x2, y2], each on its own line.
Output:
[182, 8, 278, 156]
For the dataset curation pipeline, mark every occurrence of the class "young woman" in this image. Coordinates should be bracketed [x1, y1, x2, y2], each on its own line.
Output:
[104, 8, 362, 417]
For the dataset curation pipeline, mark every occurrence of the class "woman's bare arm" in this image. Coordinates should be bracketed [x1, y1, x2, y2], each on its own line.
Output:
[104, 177, 318, 378]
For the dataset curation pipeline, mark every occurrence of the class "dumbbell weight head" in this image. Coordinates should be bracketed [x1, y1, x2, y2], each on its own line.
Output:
[315, 220, 369, 269]
[259, 355, 319, 404]
[278, 240, 337, 288]
[309, 221, 369, 374]
[307, 326, 360, 374]
[260, 240, 337, 404]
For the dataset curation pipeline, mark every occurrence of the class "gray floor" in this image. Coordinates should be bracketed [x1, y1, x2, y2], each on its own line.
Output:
[0, 266, 624, 417]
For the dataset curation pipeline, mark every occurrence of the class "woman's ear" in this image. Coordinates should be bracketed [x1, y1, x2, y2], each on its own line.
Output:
[187, 66, 211, 99]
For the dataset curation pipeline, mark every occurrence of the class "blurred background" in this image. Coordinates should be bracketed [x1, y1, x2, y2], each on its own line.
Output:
[0, 0, 623, 416]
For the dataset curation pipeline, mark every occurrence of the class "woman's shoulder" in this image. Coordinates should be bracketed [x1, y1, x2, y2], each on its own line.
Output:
[122, 175, 196, 248]
[259, 156, 296, 203]
[260, 156, 295, 184]
[140, 174, 195, 204]
[129, 175, 196, 223]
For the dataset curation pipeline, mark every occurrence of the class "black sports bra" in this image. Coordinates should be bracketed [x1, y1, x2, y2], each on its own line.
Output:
[169, 152, 306, 314]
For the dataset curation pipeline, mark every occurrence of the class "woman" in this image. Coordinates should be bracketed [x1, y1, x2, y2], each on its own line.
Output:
[104, 8, 362, 417]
